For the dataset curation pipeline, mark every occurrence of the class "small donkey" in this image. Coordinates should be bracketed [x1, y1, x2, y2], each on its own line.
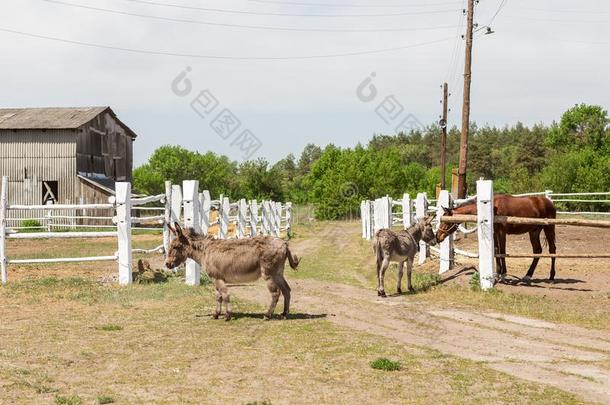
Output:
[166, 223, 299, 321]
[373, 215, 437, 297]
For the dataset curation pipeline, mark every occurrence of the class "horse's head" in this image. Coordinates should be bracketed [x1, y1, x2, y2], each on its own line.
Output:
[165, 222, 194, 269]
[436, 206, 459, 243]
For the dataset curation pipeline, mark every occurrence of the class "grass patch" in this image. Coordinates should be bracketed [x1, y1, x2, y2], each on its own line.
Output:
[95, 324, 123, 332]
[97, 396, 115, 404]
[370, 358, 402, 371]
[55, 395, 82, 405]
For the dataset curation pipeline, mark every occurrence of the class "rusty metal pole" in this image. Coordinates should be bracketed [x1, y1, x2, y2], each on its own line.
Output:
[440, 82, 448, 190]
[457, 0, 475, 199]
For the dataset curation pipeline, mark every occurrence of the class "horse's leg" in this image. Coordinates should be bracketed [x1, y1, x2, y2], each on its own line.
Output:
[523, 228, 543, 283]
[494, 232, 504, 283]
[378, 256, 390, 298]
[496, 228, 508, 282]
[213, 279, 222, 319]
[396, 260, 404, 294]
[544, 225, 557, 281]
[406, 256, 415, 293]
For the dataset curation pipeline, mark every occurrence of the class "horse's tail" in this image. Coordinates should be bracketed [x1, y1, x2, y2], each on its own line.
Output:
[286, 247, 300, 270]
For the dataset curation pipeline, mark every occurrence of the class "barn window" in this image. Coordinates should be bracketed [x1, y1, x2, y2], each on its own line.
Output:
[42, 181, 59, 205]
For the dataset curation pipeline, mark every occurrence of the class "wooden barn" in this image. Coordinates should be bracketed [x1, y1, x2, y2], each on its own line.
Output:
[0, 106, 137, 225]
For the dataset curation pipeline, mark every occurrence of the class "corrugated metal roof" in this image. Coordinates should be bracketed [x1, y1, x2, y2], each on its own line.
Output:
[0, 106, 138, 138]
[0, 107, 108, 129]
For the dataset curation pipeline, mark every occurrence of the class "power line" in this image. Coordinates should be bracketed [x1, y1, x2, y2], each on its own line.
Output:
[40, 0, 460, 33]
[487, 0, 507, 26]
[520, 6, 610, 15]
[123, 0, 461, 17]
[246, 0, 463, 8]
[0, 27, 457, 60]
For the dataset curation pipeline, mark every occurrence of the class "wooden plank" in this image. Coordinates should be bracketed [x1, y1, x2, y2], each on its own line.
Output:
[441, 214, 610, 228]
[496, 253, 610, 259]
[415, 193, 428, 265]
[437, 190, 454, 274]
[163, 181, 172, 255]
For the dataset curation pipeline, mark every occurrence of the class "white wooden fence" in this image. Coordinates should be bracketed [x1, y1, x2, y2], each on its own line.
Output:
[0, 177, 292, 285]
[362, 181, 610, 291]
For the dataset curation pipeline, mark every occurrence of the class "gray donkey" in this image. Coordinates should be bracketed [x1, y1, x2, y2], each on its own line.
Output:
[373, 216, 437, 297]
[166, 223, 299, 321]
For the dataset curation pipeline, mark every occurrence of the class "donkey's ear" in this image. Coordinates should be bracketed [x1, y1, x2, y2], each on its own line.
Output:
[442, 206, 453, 216]
[425, 214, 435, 224]
[174, 222, 184, 236]
[167, 222, 177, 235]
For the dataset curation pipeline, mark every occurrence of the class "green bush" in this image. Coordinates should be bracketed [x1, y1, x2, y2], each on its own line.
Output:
[20, 219, 43, 233]
[370, 358, 401, 371]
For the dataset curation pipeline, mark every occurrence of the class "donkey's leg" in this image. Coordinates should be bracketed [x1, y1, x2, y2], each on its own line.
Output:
[396, 260, 405, 294]
[213, 279, 223, 319]
[406, 256, 415, 293]
[494, 233, 504, 282]
[378, 256, 390, 298]
[523, 228, 542, 283]
[277, 276, 291, 319]
[215, 279, 232, 321]
[544, 225, 557, 281]
[264, 277, 281, 320]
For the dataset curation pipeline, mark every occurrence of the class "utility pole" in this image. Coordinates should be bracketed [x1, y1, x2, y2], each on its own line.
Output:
[457, 0, 475, 199]
[440, 82, 448, 190]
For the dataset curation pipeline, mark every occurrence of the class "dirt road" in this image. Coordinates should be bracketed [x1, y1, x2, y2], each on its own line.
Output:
[234, 279, 610, 404]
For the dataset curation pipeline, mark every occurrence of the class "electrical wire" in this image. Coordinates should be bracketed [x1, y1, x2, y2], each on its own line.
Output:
[0, 27, 457, 60]
[487, 0, 507, 26]
[40, 0, 460, 33]
[246, 0, 464, 8]
[122, 0, 461, 18]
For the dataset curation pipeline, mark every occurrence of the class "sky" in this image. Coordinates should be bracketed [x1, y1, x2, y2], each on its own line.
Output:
[1, 0, 608, 166]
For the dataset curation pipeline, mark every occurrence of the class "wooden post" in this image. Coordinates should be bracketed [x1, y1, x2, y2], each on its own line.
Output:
[274, 202, 282, 237]
[163, 181, 172, 256]
[285, 202, 293, 238]
[402, 193, 412, 230]
[262, 201, 270, 235]
[250, 199, 259, 237]
[115, 182, 132, 286]
[437, 190, 454, 273]
[477, 180, 495, 290]
[170, 185, 182, 232]
[361, 201, 367, 239]
[220, 197, 230, 239]
[46, 210, 52, 233]
[200, 190, 211, 235]
[0, 176, 8, 284]
[415, 193, 429, 265]
[440, 82, 449, 190]
[183, 180, 201, 286]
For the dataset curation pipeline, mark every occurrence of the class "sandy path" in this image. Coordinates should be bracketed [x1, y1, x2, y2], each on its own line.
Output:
[233, 279, 610, 404]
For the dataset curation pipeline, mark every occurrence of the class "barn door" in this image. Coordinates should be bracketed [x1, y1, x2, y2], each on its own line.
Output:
[42, 181, 58, 205]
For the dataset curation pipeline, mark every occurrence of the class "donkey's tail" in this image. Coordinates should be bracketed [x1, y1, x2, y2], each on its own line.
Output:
[373, 236, 384, 272]
[286, 247, 300, 270]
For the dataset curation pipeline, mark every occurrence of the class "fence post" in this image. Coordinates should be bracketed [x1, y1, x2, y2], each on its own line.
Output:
[437, 190, 454, 273]
[0, 176, 8, 284]
[163, 181, 172, 256]
[220, 197, 230, 239]
[261, 201, 270, 235]
[237, 199, 247, 238]
[274, 202, 282, 237]
[415, 193, 429, 265]
[285, 202, 293, 238]
[170, 185, 182, 232]
[115, 182, 132, 286]
[250, 199, 259, 237]
[368, 200, 375, 239]
[183, 180, 201, 286]
[545, 189, 553, 202]
[402, 193, 412, 230]
[200, 190, 211, 236]
[477, 180, 496, 290]
[46, 210, 52, 233]
[361, 201, 367, 239]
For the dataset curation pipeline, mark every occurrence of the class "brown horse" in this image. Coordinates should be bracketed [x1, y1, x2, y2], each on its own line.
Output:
[436, 194, 557, 283]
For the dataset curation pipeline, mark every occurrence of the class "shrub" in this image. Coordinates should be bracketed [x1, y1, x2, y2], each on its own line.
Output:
[370, 358, 401, 371]
[20, 219, 43, 233]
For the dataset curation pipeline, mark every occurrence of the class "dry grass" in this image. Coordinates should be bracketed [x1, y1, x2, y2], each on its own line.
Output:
[0, 276, 584, 404]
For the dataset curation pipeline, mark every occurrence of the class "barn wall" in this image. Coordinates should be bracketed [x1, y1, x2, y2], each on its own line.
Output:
[0, 129, 79, 224]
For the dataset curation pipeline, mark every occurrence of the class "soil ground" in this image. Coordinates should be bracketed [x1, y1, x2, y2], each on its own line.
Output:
[1, 222, 609, 403]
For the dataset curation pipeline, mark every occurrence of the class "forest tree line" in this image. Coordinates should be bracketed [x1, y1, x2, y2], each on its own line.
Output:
[133, 104, 610, 219]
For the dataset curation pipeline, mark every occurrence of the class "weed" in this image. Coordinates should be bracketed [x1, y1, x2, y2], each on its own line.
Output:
[95, 324, 123, 332]
[469, 271, 481, 291]
[97, 396, 115, 404]
[244, 401, 271, 405]
[55, 395, 82, 405]
[370, 358, 401, 371]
